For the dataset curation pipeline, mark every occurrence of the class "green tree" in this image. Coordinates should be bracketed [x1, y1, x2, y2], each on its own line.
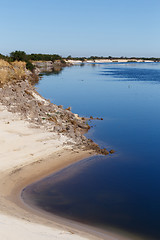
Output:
[10, 51, 27, 61]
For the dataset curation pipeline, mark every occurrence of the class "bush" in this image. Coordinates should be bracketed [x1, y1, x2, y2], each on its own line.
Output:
[28, 53, 62, 62]
[26, 61, 35, 72]
[10, 51, 27, 62]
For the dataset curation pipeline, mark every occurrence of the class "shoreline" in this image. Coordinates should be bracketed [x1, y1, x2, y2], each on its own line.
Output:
[66, 59, 154, 65]
[0, 69, 131, 239]
[0, 148, 131, 240]
[0, 105, 131, 240]
[0, 138, 130, 240]
[0, 147, 98, 239]
[0, 100, 97, 240]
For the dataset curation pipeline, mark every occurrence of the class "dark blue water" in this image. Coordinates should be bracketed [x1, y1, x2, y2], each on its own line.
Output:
[23, 63, 160, 239]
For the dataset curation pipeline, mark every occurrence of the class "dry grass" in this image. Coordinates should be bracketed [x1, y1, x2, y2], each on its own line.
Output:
[0, 59, 10, 67]
[0, 60, 26, 85]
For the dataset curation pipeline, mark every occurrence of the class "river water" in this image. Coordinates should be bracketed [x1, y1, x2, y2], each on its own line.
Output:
[22, 63, 160, 239]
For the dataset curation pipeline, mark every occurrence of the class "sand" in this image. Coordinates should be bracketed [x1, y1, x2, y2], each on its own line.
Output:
[66, 59, 154, 64]
[0, 103, 132, 240]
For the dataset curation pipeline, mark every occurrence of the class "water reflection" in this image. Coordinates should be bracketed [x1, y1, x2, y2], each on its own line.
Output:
[32, 65, 64, 86]
[41, 65, 64, 76]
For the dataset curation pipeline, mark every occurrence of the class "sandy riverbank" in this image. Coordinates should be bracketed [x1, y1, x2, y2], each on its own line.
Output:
[0, 63, 132, 240]
[0, 102, 94, 240]
[0, 103, 131, 240]
[66, 59, 154, 65]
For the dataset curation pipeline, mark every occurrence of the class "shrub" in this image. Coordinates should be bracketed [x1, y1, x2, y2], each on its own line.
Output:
[26, 61, 35, 72]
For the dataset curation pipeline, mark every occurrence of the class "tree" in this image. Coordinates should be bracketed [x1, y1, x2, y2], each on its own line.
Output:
[10, 51, 27, 61]
[66, 55, 72, 60]
[0, 53, 5, 59]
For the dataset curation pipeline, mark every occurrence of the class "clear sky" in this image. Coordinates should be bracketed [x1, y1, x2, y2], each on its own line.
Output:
[0, 0, 160, 57]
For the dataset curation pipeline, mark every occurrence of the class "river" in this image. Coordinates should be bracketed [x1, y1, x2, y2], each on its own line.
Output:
[22, 62, 160, 239]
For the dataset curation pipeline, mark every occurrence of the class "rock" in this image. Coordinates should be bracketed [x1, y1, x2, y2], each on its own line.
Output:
[65, 106, 71, 111]
[77, 122, 90, 129]
[101, 148, 109, 155]
[66, 126, 70, 131]
[58, 105, 63, 109]
[109, 149, 115, 154]
[54, 125, 61, 132]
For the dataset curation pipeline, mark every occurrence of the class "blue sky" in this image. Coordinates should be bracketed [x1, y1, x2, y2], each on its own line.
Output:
[0, 0, 160, 57]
